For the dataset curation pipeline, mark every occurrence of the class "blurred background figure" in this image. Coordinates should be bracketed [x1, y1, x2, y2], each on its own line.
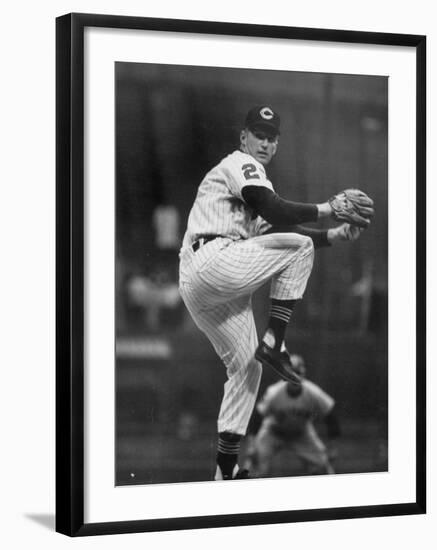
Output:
[117, 200, 182, 335]
[152, 203, 180, 250]
[244, 355, 341, 477]
[125, 266, 181, 333]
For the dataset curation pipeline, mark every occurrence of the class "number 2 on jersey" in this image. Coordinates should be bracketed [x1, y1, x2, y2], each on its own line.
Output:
[242, 163, 260, 180]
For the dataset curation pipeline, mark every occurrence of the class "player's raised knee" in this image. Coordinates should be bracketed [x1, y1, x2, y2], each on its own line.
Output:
[297, 234, 314, 254]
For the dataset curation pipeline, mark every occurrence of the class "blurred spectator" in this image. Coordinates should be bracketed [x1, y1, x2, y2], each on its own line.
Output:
[351, 261, 388, 334]
[126, 266, 182, 332]
[152, 204, 180, 250]
[177, 412, 199, 441]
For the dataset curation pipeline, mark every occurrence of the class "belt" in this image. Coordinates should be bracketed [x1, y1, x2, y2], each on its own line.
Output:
[192, 235, 219, 252]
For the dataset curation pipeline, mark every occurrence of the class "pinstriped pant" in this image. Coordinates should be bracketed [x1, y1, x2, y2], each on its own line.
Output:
[179, 233, 315, 435]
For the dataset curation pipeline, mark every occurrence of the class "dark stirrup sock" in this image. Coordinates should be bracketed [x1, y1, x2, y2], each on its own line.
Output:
[216, 432, 242, 478]
[266, 299, 297, 350]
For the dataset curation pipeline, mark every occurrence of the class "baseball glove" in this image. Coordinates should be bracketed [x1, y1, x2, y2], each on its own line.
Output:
[328, 189, 374, 228]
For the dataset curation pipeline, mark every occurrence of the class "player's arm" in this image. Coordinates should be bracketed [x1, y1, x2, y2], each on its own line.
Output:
[241, 185, 339, 226]
[242, 185, 325, 225]
[308, 381, 340, 437]
[232, 157, 332, 225]
[256, 400, 269, 417]
[242, 185, 373, 229]
[256, 386, 274, 418]
[263, 223, 362, 248]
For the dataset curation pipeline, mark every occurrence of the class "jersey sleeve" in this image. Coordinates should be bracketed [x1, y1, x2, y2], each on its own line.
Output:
[224, 151, 274, 200]
[305, 380, 335, 417]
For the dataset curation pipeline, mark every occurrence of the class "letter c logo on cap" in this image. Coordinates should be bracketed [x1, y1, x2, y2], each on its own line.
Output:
[260, 107, 274, 120]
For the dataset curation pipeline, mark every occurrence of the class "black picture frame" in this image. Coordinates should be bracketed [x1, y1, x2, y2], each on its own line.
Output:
[56, 12, 426, 537]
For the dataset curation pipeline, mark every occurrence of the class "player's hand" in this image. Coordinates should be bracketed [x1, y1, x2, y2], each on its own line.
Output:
[328, 189, 374, 228]
[327, 223, 363, 244]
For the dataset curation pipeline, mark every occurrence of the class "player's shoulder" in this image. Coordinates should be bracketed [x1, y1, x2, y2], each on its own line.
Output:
[302, 379, 324, 395]
[274, 380, 288, 391]
[265, 380, 286, 397]
[224, 150, 266, 174]
[303, 379, 334, 403]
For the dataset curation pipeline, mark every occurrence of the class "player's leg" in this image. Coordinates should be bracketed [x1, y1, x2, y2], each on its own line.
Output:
[255, 233, 314, 381]
[294, 424, 335, 475]
[180, 283, 262, 479]
[184, 234, 313, 299]
[186, 233, 314, 382]
[211, 300, 262, 479]
[250, 422, 283, 477]
[259, 233, 314, 336]
[216, 308, 262, 480]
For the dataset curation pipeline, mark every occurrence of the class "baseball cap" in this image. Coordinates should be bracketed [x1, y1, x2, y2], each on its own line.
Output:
[245, 105, 280, 136]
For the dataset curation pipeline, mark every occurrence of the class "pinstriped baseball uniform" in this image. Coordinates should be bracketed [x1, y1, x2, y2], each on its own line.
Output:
[179, 150, 315, 435]
[252, 379, 335, 475]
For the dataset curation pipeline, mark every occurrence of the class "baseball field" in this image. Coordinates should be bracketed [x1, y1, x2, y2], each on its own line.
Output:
[116, 325, 388, 486]
[117, 417, 387, 486]
[114, 64, 388, 488]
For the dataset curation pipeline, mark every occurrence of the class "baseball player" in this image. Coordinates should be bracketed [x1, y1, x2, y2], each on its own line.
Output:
[178, 105, 373, 480]
[244, 355, 340, 477]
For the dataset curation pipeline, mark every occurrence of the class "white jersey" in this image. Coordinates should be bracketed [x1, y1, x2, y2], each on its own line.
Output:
[257, 379, 335, 435]
[181, 150, 273, 249]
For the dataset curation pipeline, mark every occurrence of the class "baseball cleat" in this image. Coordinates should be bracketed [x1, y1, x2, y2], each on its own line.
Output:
[214, 465, 250, 480]
[233, 469, 250, 479]
[255, 342, 302, 386]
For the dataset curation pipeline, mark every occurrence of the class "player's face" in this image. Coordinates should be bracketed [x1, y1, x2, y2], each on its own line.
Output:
[240, 128, 278, 166]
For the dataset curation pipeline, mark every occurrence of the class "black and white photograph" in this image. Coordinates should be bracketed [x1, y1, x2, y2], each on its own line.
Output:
[115, 62, 388, 486]
[1, 0, 433, 547]
[53, 11, 425, 538]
